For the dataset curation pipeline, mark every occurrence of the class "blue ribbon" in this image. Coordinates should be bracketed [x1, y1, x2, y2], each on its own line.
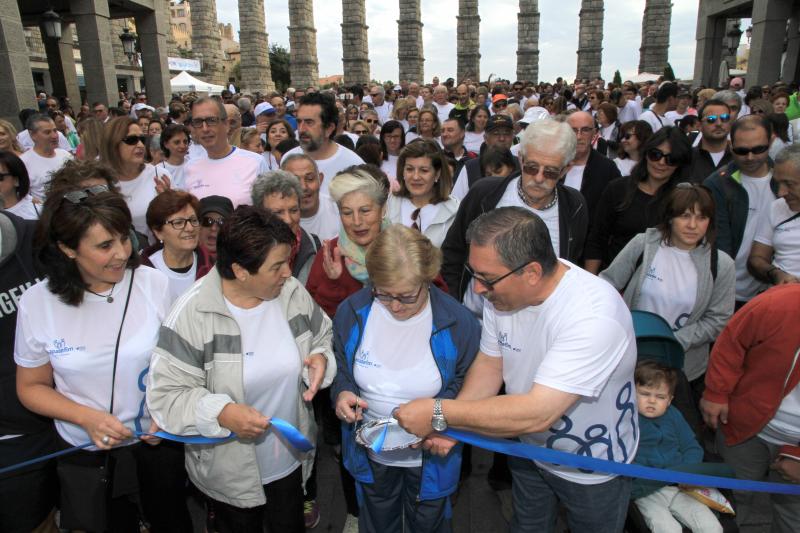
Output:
[441, 429, 800, 496]
[370, 423, 390, 453]
[0, 418, 313, 476]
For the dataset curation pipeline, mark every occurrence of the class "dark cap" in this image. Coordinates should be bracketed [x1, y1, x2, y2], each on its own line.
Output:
[198, 195, 234, 218]
[485, 114, 514, 133]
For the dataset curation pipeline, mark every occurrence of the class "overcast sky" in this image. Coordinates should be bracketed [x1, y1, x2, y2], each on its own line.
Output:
[214, 0, 701, 83]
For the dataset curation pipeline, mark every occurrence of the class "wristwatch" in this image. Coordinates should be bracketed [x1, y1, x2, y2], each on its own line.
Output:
[431, 399, 448, 432]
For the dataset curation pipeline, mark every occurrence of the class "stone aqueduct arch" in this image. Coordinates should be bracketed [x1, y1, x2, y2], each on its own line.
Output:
[195, 0, 671, 91]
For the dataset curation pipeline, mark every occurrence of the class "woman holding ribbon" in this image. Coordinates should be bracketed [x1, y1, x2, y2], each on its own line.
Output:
[331, 224, 480, 532]
[15, 163, 191, 532]
[146, 205, 335, 533]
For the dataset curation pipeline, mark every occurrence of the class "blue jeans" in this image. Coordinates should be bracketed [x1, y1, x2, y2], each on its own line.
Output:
[508, 456, 631, 533]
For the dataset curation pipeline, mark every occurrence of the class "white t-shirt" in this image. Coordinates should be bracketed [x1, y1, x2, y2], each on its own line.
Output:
[380, 154, 399, 181]
[20, 148, 73, 200]
[183, 147, 268, 207]
[617, 100, 641, 124]
[118, 164, 172, 242]
[4, 195, 39, 220]
[433, 102, 456, 124]
[451, 165, 471, 202]
[600, 124, 616, 141]
[464, 131, 484, 153]
[187, 142, 207, 162]
[160, 161, 187, 191]
[497, 177, 560, 256]
[300, 194, 340, 242]
[708, 150, 726, 168]
[17, 129, 72, 153]
[147, 249, 197, 304]
[353, 299, 441, 467]
[283, 145, 364, 198]
[14, 267, 170, 448]
[754, 197, 800, 277]
[640, 109, 673, 133]
[734, 173, 775, 301]
[614, 158, 637, 177]
[395, 197, 441, 236]
[373, 102, 393, 124]
[760, 382, 800, 445]
[480, 261, 639, 484]
[636, 244, 698, 332]
[225, 297, 302, 484]
[564, 164, 586, 192]
[664, 111, 687, 123]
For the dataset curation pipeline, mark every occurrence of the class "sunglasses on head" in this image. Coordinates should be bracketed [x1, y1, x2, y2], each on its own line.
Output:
[121, 135, 147, 146]
[731, 145, 770, 156]
[63, 185, 110, 204]
[702, 113, 730, 124]
[646, 148, 680, 166]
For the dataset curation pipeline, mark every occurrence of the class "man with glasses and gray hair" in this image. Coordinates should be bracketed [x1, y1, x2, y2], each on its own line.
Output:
[397, 205, 638, 533]
[183, 97, 269, 207]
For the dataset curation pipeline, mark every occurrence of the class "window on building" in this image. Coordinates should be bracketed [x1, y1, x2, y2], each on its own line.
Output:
[179, 23, 186, 32]
[178, 9, 185, 17]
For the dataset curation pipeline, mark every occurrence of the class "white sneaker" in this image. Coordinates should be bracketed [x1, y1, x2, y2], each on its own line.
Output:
[342, 513, 358, 533]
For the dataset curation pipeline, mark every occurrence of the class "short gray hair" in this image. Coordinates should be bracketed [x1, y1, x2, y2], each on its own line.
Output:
[518, 119, 577, 167]
[329, 168, 388, 207]
[237, 97, 252, 111]
[712, 90, 742, 107]
[27, 114, 54, 133]
[466, 207, 557, 276]
[250, 170, 302, 207]
[371, 85, 385, 97]
[774, 144, 800, 171]
[280, 153, 320, 176]
[193, 96, 227, 119]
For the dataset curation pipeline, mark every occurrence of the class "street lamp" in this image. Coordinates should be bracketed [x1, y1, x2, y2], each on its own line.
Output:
[40, 8, 63, 40]
[119, 27, 138, 63]
[726, 23, 743, 58]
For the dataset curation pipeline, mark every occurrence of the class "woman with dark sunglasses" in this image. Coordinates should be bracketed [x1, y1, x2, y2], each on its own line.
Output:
[0, 150, 38, 219]
[331, 224, 479, 533]
[100, 117, 172, 244]
[614, 121, 653, 177]
[585, 126, 692, 273]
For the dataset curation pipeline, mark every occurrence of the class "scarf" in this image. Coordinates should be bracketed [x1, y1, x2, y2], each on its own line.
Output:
[338, 218, 391, 283]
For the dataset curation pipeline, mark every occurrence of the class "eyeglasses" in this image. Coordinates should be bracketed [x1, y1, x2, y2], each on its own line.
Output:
[646, 148, 680, 166]
[370, 93, 380, 98]
[372, 284, 425, 305]
[364, 118, 378, 124]
[63, 185, 110, 204]
[201, 216, 225, 228]
[190, 116, 222, 128]
[702, 113, 731, 124]
[465, 261, 531, 291]
[731, 145, 770, 156]
[572, 126, 595, 136]
[622, 133, 636, 140]
[164, 217, 200, 230]
[521, 161, 563, 181]
[121, 135, 147, 146]
[494, 101, 508, 108]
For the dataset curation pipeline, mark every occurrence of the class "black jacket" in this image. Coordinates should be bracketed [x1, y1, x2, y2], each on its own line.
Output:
[684, 145, 733, 184]
[0, 212, 50, 436]
[441, 173, 589, 298]
[578, 148, 621, 224]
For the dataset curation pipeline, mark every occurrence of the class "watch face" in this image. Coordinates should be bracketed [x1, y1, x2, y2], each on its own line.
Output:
[432, 417, 447, 432]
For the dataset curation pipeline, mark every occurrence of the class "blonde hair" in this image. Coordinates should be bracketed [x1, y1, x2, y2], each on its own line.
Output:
[0, 119, 23, 153]
[329, 168, 388, 207]
[366, 224, 442, 286]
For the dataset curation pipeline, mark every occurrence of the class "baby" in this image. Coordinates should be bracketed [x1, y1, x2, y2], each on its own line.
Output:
[632, 361, 722, 533]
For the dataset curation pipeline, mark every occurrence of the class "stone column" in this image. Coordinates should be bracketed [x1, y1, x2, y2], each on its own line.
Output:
[73, 0, 119, 108]
[288, 0, 320, 90]
[43, 23, 82, 105]
[576, 0, 604, 81]
[749, 0, 793, 86]
[160, 0, 180, 57]
[398, 0, 424, 84]
[517, 0, 540, 83]
[134, 9, 172, 106]
[638, 0, 671, 74]
[341, 0, 370, 86]
[0, 0, 36, 126]
[190, 0, 225, 85]
[692, 1, 727, 88]
[457, 0, 480, 83]
[239, 0, 276, 94]
[784, 7, 800, 83]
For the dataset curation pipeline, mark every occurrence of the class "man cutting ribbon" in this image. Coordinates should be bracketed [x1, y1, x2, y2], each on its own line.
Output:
[396, 206, 639, 533]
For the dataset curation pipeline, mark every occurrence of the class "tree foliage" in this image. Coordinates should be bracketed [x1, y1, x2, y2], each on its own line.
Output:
[270, 44, 291, 92]
[663, 63, 676, 81]
[613, 70, 622, 86]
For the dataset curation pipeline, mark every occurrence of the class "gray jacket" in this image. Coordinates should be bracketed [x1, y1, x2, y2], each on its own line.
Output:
[146, 269, 335, 508]
[600, 228, 735, 380]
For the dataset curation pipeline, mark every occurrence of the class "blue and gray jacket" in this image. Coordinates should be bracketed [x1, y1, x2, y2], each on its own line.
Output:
[330, 285, 480, 500]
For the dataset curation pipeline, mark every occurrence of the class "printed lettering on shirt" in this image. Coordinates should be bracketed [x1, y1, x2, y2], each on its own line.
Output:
[356, 349, 382, 369]
[0, 279, 41, 317]
[47, 338, 86, 357]
[645, 266, 663, 283]
[498, 331, 521, 352]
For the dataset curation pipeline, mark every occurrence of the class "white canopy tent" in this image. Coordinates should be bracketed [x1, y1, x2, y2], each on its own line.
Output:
[170, 71, 225, 94]
[628, 72, 661, 84]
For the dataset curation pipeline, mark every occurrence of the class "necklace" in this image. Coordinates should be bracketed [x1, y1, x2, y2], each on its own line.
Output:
[86, 283, 116, 303]
[517, 179, 558, 211]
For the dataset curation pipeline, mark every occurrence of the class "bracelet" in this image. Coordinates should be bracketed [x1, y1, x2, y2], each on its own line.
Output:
[766, 266, 780, 282]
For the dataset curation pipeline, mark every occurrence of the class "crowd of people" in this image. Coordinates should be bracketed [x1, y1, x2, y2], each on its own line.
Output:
[1, 73, 800, 533]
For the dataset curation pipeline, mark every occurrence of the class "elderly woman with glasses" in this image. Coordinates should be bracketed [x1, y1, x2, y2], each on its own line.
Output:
[141, 190, 215, 303]
[600, 184, 735, 388]
[331, 224, 479, 533]
[15, 166, 192, 532]
[387, 139, 458, 248]
[585, 126, 692, 273]
[406, 109, 440, 144]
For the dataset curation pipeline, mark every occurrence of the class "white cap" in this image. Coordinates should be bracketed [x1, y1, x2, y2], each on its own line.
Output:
[254, 102, 276, 116]
[520, 106, 550, 125]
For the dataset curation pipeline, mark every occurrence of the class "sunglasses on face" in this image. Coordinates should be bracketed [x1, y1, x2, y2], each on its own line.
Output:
[372, 284, 425, 305]
[494, 101, 508, 108]
[121, 135, 147, 146]
[364, 119, 378, 124]
[622, 133, 636, 140]
[731, 145, 770, 156]
[522, 161, 562, 181]
[201, 216, 225, 228]
[702, 113, 730, 124]
[190, 116, 222, 128]
[353, 129, 369, 135]
[465, 261, 531, 291]
[646, 148, 680, 166]
[164, 217, 200, 230]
